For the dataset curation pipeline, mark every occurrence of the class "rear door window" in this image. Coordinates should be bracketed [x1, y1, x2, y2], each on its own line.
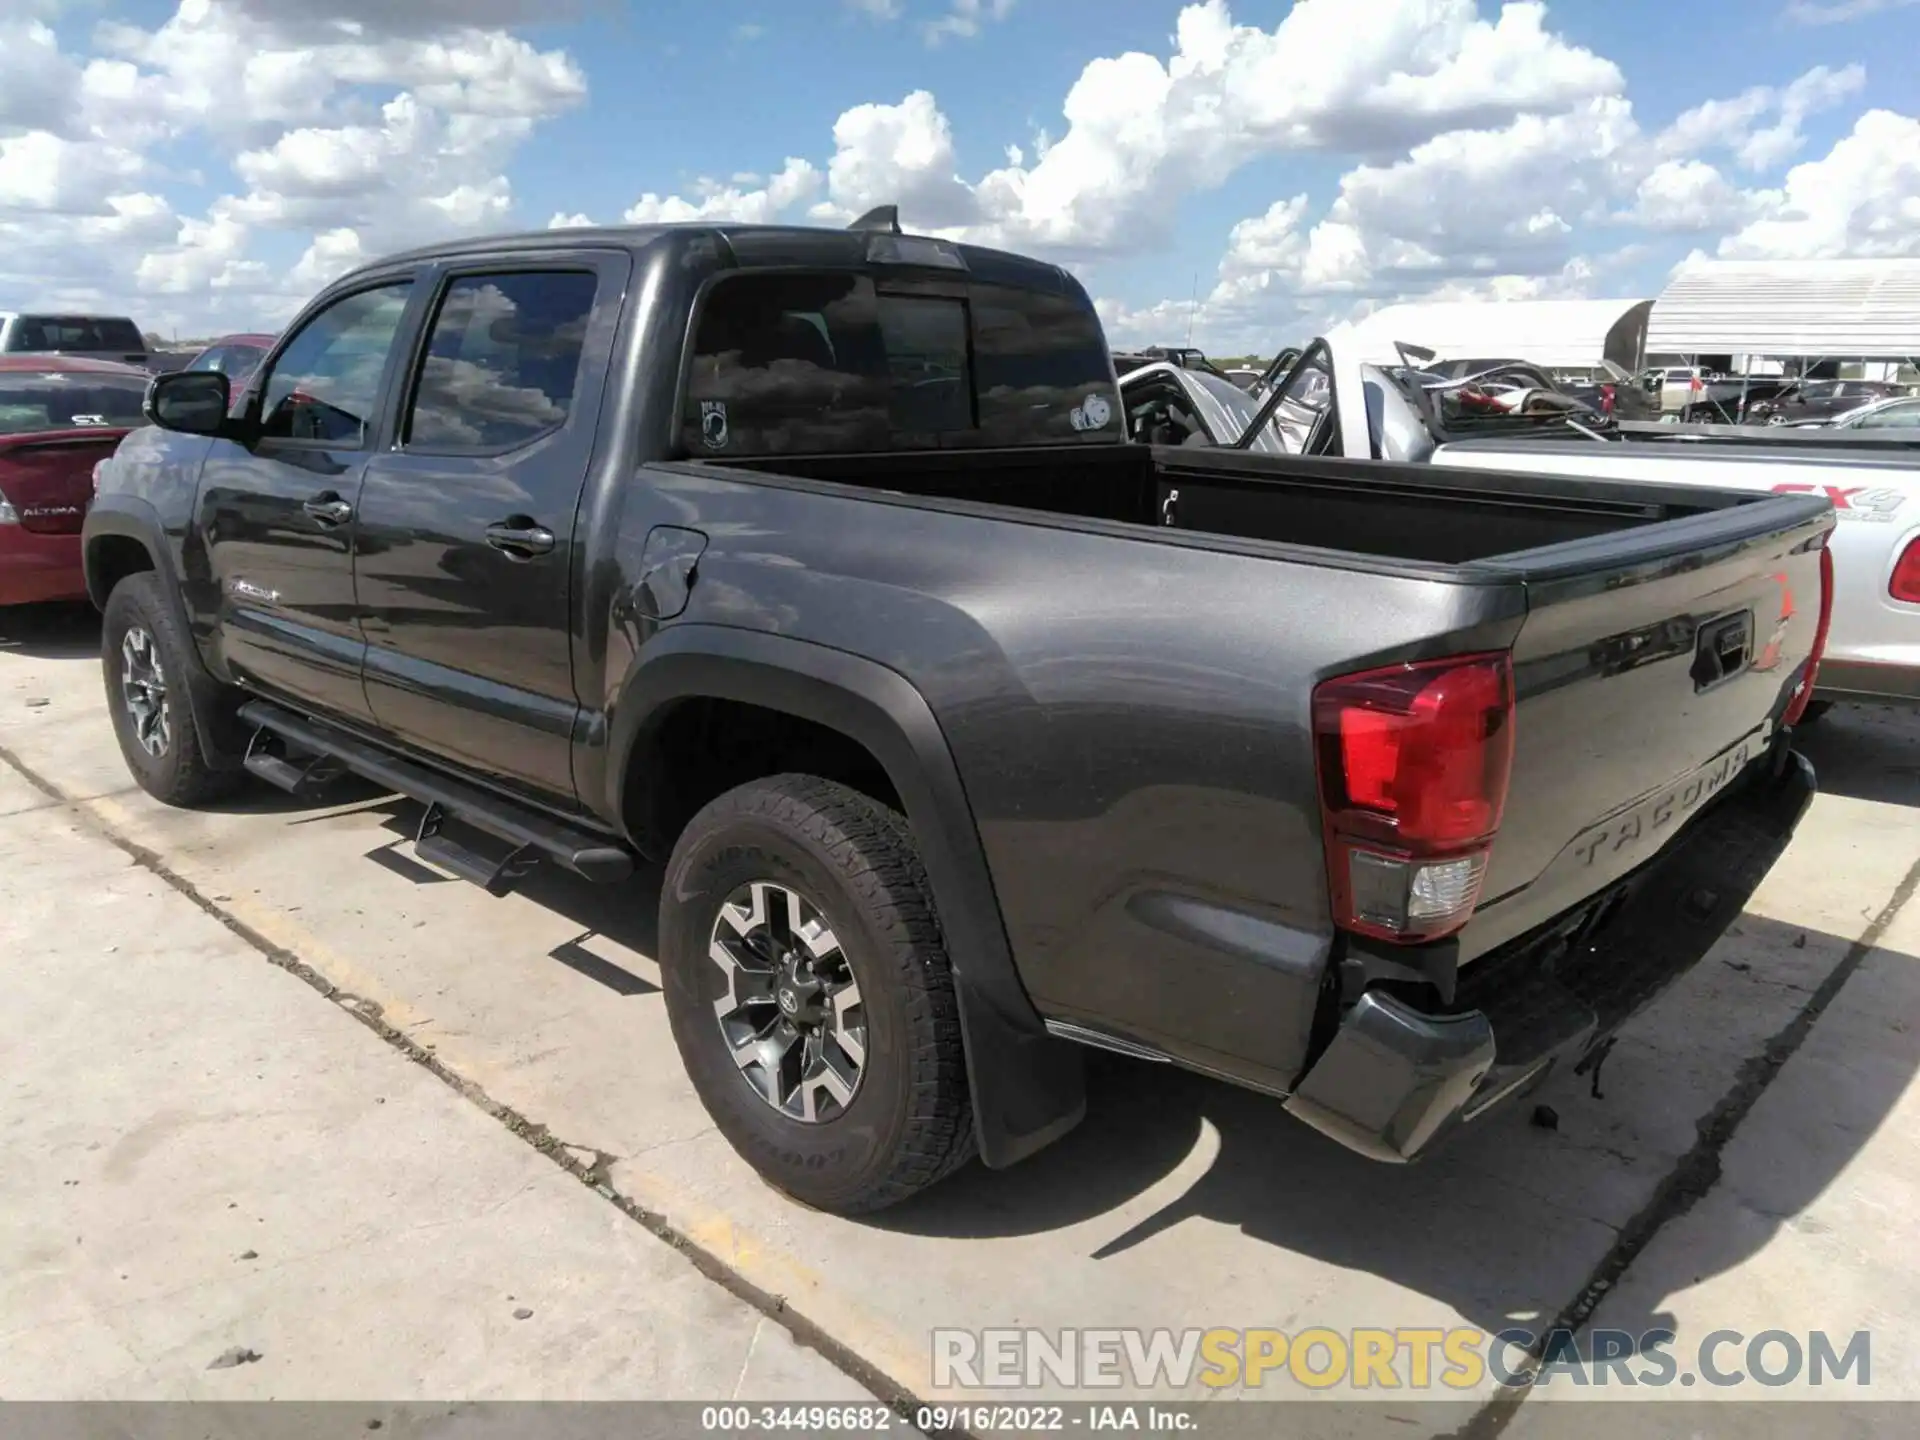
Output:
[404, 270, 599, 450]
[681, 270, 1118, 456]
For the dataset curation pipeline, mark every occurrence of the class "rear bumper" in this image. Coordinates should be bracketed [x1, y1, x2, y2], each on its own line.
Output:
[0, 526, 86, 606]
[1284, 745, 1816, 1163]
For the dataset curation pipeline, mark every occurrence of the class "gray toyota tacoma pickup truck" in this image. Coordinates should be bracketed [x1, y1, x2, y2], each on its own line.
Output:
[83, 210, 1831, 1214]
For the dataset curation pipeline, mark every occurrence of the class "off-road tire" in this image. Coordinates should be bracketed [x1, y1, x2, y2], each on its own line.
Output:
[101, 572, 244, 808]
[659, 774, 977, 1213]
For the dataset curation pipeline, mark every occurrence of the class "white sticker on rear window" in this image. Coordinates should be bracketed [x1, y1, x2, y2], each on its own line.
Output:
[699, 399, 729, 449]
[1070, 393, 1112, 431]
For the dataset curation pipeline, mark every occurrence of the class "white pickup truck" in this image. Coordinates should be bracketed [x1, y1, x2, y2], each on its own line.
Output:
[1120, 334, 1920, 714]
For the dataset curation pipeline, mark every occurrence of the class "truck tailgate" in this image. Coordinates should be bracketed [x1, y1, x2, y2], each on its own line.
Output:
[1456, 491, 1833, 961]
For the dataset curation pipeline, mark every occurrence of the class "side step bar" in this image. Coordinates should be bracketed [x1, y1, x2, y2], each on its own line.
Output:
[237, 699, 634, 896]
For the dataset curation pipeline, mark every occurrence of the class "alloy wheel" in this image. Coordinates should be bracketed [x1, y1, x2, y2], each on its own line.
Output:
[709, 879, 866, 1123]
[119, 626, 172, 758]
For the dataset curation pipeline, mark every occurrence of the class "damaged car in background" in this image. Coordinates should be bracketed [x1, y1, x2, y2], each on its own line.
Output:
[1120, 330, 1919, 714]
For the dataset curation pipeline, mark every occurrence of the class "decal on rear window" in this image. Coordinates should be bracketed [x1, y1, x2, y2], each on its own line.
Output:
[1069, 393, 1112, 431]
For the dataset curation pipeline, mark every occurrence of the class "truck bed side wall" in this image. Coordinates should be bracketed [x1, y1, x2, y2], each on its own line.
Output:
[597, 462, 1528, 1095]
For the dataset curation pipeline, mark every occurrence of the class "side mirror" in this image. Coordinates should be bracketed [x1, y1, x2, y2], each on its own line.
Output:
[145, 369, 232, 436]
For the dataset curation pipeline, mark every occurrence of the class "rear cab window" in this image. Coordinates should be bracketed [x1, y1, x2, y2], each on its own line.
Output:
[679, 269, 1119, 457]
[5, 316, 146, 354]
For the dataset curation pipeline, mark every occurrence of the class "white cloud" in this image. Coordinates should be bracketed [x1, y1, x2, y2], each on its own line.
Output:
[1735, 64, 1866, 169]
[1651, 64, 1864, 173]
[0, 0, 1912, 352]
[843, 0, 1015, 38]
[0, 19, 79, 135]
[1715, 108, 1920, 259]
[0, 0, 589, 334]
[0, 132, 147, 213]
[134, 199, 263, 295]
[1284, 96, 1640, 295]
[240, 0, 590, 31]
[1628, 159, 1757, 232]
[614, 0, 1624, 261]
[1094, 48, 1901, 354]
[1785, 0, 1920, 23]
[290, 227, 368, 289]
[816, 91, 978, 226]
[925, 0, 1017, 45]
[954, 0, 1622, 255]
[623, 158, 824, 224]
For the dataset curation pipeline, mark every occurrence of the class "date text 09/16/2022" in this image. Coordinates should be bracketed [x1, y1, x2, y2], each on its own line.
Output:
[699, 1405, 1194, 1432]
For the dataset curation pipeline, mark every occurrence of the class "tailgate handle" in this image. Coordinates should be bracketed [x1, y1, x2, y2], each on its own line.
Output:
[1691, 612, 1753, 692]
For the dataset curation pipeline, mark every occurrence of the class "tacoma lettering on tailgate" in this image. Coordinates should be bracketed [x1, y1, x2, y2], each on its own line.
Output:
[1569, 727, 1770, 870]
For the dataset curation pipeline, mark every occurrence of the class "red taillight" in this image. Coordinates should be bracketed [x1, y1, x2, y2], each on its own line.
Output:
[1599, 383, 1616, 415]
[1312, 653, 1516, 944]
[1690, 376, 1703, 392]
[1784, 546, 1835, 726]
[1892, 536, 1920, 605]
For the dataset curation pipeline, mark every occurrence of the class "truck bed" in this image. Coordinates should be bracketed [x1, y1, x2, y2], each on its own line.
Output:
[700, 440, 1832, 975]
[716, 441, 1800, 569]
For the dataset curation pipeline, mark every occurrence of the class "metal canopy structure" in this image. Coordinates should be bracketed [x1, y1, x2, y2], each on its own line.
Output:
[1647, 258, 1920, 359]
[1333, 298, 1655, 371]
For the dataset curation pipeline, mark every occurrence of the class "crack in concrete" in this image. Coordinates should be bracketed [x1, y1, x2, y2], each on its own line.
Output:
[0, 740, 938, 1432]
[1446, 850, 1920, 1440]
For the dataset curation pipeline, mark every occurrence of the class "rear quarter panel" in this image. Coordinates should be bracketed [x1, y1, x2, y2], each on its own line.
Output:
[609, 464, 1527, 1090]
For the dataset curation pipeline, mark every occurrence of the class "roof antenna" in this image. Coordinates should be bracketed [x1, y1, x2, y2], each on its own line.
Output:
[847, 205, 903, 235]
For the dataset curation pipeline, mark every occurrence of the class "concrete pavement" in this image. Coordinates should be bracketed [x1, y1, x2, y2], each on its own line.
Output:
[3, 599, 1918, 1424]
[0, 756, 871, 1402]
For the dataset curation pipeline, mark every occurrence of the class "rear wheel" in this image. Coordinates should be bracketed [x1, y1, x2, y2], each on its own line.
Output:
[658, 774, 976, 1213]
[101, 573, 242, 807]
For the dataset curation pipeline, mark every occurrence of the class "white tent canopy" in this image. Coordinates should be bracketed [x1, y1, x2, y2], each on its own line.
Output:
[1647, 258, 1920, 360]
[1329, 298, 1654, 370]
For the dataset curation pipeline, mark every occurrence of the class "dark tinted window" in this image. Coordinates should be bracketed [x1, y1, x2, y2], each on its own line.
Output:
[970, 288, 1118, 445]
[259, 282, 412, 445]
[8, 316, 146, 354]
[406, 271, 598, 449]
[681, 270, 1119, 456]
[876, 295, 971, 432]
[0, 371, 149, 435]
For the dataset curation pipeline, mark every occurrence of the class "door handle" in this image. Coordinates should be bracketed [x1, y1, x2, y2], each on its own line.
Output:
[303, 494, 353, 526]
[484, 521, 556, 559]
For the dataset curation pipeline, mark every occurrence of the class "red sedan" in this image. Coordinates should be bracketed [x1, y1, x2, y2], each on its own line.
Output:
[0, 354, 151, 607]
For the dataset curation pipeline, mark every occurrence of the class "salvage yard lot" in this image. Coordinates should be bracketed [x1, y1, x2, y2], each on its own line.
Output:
[4, 601, 1919, 1417]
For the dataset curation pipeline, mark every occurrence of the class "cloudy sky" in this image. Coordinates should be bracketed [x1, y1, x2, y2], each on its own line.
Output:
[3, 0, 1917, 351]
